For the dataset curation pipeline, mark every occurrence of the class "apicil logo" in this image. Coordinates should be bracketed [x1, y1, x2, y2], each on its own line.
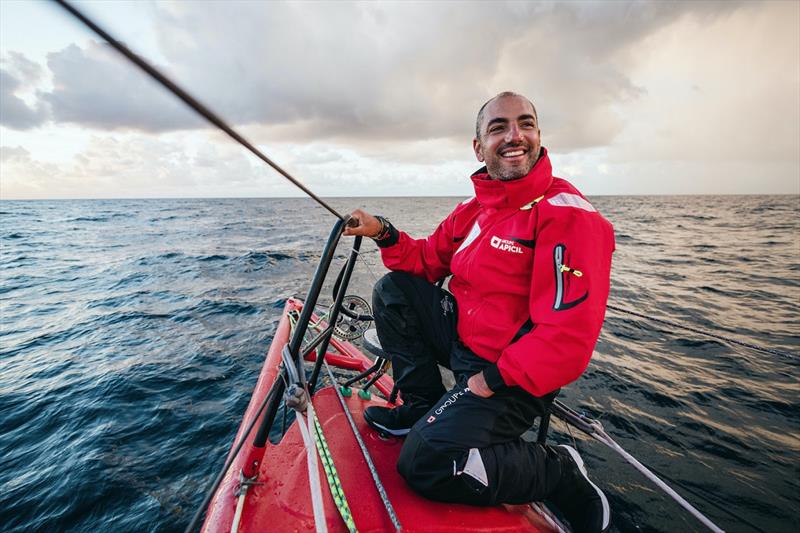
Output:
[490, 236, 523, 254]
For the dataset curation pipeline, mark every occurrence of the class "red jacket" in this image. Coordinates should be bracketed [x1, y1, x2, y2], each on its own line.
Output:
[378, 148, 615, 397]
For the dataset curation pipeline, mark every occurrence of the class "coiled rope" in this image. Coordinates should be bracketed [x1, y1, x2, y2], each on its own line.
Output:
[606, 304, 796, 359]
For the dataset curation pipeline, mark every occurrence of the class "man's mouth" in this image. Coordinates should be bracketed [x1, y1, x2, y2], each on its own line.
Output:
[499, 147, 528, 160]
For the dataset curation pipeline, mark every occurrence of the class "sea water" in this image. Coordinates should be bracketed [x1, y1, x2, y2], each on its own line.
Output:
[1, 196, 797, 532]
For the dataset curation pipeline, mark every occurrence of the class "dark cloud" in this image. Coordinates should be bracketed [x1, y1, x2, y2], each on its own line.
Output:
[17, 1, 743, 149]
[42, 42, 203, 131]
[0, 53, 48, 130]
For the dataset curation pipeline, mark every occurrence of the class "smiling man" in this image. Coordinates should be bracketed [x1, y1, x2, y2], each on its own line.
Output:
[345, 92, 615, 532]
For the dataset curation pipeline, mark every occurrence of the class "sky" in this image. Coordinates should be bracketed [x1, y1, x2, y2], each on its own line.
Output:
[0, 0, 798, 199]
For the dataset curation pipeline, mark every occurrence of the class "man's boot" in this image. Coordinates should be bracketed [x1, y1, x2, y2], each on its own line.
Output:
[547, 445, 611, 533]
[364, 393, 434, 437]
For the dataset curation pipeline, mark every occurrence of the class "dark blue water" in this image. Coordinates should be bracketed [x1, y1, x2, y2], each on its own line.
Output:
[1, 196, 798, 532]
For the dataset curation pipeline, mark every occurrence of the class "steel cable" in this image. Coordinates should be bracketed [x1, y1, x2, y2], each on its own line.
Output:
[52, 0, 345, 221]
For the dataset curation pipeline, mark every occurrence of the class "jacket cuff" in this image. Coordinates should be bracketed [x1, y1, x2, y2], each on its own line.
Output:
[374, 220, 400, 248]
[483, 364, 507, 392]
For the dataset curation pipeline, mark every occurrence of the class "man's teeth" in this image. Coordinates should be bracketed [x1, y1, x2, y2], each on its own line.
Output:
[503, 150, 524, 157]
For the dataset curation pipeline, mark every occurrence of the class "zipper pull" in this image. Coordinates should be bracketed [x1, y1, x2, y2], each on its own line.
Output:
[560, 264, 583, 277]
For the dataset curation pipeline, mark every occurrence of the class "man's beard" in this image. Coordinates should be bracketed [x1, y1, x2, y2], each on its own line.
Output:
[487, 146, 540, 181]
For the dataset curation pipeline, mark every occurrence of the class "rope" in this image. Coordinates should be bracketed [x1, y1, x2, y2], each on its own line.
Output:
[641, 462, 770, 533]
[529, 502, 568, 533]
[296, 406, 329, 533]
[606, 304, 796, 359]
[52, 0, 345, 221]
[312, 415, 358, 533]
[552, 402, 726, 533]
[288, 308, 358, 532]
[323, 358, 403, 531]
[591, 426, 725, 533]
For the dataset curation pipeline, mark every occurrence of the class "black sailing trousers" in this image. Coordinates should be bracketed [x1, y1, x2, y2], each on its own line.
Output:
[372, 271, 564, 505]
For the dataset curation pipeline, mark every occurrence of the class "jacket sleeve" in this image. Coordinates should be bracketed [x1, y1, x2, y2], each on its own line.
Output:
[377, 210, 457, 283]
[490, 207, 614, 397]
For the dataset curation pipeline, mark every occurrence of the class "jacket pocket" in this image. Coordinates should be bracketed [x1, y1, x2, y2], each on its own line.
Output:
[552, 243, 588, 311]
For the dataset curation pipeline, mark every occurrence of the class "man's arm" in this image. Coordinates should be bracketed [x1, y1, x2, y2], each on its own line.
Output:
[344, 208, 458, 283]
[483, 206, 615, 397]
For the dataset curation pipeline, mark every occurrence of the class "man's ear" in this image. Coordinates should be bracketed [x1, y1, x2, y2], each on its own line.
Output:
[472, 138, 484, 162]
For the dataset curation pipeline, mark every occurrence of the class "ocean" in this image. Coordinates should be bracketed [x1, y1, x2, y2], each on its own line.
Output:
[1, 195, 798, 532]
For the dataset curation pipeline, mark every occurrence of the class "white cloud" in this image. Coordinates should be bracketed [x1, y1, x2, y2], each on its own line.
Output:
[1, 0, 797, 198]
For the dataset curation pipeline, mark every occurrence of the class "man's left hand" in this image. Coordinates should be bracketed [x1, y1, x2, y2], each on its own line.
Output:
[467, 371, 494, 398]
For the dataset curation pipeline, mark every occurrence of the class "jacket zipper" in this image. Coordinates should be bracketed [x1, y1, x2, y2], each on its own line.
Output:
[553, 244, 587, 311]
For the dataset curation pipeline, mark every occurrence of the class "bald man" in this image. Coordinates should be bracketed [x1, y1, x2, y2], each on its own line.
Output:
[345, 92, 615, 532]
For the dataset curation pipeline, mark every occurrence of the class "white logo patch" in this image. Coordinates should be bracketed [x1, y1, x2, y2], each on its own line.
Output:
[456, 221, 481, 255]
[490, 235, 523, 254]
[547, 192, 596, 212]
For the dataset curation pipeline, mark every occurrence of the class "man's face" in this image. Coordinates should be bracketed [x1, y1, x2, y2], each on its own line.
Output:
[473, 95, 541, 181]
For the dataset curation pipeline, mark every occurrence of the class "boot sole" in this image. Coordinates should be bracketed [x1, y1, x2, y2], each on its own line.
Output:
[559, 445, 611, 532]
[363, 410, 411, 437]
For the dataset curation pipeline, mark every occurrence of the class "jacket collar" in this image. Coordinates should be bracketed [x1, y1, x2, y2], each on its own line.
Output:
[470, 147, 553, 209]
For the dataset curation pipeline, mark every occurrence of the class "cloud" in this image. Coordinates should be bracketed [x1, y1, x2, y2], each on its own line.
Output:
[609, 0, 800, 165]
[0, 52, 49, 129]
[17, 1, 742, 149]
[41, 42, 203, 131]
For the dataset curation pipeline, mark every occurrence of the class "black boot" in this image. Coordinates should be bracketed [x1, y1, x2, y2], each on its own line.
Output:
[364, 394, 433, 437]
[548, 445, 610, 533]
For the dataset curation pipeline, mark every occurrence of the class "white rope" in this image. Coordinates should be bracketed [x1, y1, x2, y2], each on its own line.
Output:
[296, 406, 329, 533]
[529, 502, 568, 533]
[230, 485, 246, 533]
[589, 425, 725, 533]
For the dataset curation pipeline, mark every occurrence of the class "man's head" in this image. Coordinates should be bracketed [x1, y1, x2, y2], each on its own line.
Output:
[473, 92, 541, 181]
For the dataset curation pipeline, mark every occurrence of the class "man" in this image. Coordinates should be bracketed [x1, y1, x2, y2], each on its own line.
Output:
[344, 92, 615, 533]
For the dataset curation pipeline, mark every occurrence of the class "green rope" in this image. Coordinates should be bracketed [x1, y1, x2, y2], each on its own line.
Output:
[312, 414, 358, 533]
[287, 308, 358, 531]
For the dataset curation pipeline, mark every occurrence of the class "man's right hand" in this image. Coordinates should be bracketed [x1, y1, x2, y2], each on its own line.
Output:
[343, 209, 382, 237]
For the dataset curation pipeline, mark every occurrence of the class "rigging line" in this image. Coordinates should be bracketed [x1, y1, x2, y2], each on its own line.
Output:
[52, 0, 345, 221]
[606, 303, 796, 359]
[296, 406, 329, 533]
[322, 357, 403, 531]
[591, 427, 725, 533]
[184, 383, 280, 533]
[311, 413, 359, 533]
[552, 402, 726, 533]
[553, 414, 765, 533]
[641, 460, 770, 533]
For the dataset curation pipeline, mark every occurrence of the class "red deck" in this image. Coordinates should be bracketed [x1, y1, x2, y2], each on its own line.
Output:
[202, 299, 554, 532]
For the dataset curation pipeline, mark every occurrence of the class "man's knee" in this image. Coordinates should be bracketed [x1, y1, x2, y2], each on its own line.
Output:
[372, 271, 419, 315]
[397, 428, 490, 505]
[397, 429, 451, 497]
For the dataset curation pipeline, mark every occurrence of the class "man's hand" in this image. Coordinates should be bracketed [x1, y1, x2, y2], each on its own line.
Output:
[467, 371, 494, 398]
[343, 209, 382, 237]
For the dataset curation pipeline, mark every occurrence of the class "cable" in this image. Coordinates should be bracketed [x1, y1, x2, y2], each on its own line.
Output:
[606, 304, 796, 359]
[184, 383, 280, 533]
[323, 358, 402, 531]
[52, 0, 345, 221]
[552, 401, 726, 533]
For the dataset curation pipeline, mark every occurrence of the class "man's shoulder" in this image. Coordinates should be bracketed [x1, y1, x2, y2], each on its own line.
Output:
[542, 177, 600, 216]
[448, 195, 479, 217]
[539, 178, 614, 237]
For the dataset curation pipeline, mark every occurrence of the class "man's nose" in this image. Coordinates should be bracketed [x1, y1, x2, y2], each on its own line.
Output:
[505, 123, 523, 142]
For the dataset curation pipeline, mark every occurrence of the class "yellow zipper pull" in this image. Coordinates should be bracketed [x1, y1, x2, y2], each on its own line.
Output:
[520, 195, 545, 210]
[560, 264, 583, 277]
